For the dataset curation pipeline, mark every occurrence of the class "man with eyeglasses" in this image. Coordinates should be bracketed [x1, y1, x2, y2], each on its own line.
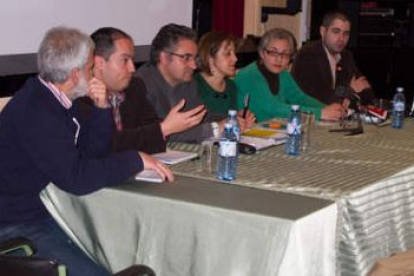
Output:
[137, 23, 227, 142]
[291, 11, 375, 105]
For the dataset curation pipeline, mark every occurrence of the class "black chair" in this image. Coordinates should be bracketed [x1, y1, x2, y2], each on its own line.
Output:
[114, 265, 156, 276]
[0, 237, 66, 276]
[0, 237, 156, 276]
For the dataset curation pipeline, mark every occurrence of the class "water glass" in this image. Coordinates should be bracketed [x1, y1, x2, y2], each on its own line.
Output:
[199, 139, 217, 175]
[302, 112, 315, 152]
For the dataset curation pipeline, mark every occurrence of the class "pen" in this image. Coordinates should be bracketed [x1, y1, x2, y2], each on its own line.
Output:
[242, 94, 250, 119]
[409, 100, 414, 117]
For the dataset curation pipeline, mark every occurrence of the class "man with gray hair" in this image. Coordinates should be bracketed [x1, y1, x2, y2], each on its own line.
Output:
[0, 26, 172, 275]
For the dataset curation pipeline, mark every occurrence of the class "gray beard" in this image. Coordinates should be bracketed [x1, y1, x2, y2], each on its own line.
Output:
[70, 74, 88, 100]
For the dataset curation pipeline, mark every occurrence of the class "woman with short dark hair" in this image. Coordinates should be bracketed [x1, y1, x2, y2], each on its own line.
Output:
[195, 31, 255, 130]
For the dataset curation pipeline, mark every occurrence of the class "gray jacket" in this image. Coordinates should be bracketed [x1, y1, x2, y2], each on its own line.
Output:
[137, 63, 225, 143]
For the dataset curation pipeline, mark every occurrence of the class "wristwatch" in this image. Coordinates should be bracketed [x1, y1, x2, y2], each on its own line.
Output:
[211, 122, 220, 138]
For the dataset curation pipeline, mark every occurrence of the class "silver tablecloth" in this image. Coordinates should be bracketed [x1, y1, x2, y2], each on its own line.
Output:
[42, 177, 335, 276]
[168, 121, 414, 275]
[41, 121, 414, 275]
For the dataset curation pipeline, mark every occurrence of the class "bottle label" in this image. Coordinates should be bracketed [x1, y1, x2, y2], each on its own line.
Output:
[394, 102, 405, 112]
[233, 125, 240, 141]
[218, 141, 237, 157]
[287, 122, 302, 135]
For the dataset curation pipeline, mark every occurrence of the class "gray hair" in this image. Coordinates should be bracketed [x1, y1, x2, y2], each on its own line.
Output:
[149, 23, 197, 65]
[258, 28, 298, 57]
[38, 26, 94, 84]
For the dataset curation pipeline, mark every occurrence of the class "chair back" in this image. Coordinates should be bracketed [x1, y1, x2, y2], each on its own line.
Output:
[0, 237, 66, 276]
[0, 255, 66, 276]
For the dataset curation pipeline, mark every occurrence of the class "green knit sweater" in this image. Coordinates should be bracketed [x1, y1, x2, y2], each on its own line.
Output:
[234, 62, 325, 122]
[194, 73, 238, 116]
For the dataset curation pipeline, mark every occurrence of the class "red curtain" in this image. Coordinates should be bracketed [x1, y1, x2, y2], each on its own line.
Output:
[212, 0, 245, 38]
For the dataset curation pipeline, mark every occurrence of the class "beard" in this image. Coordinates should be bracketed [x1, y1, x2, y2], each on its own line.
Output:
[70, 72, 88, 100]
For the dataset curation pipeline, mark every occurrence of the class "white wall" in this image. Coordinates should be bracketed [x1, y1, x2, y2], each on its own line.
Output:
[0, 0, 193, 55]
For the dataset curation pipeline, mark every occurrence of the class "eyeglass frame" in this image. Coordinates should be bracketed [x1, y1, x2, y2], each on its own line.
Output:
[166, 51, 196, 63]
[263, 48, 293, 61]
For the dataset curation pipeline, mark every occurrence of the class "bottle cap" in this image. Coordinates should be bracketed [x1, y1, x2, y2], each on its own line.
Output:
[228, 110, 237, 116]
[397, 87, 404, 93]
[291, 105, 300, 111]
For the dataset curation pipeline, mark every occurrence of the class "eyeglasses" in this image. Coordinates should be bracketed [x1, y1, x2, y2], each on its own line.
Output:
[263, 48, 292, 60]
[167, 52, 196, 63]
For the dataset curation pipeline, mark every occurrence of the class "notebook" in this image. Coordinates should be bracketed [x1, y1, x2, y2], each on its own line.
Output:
[135, 170, 164, 183]
[241, 127, 286, 150]
[152, 150, 198, 165]
[134, 150, 198, 183]
[240, 135, 284, 150]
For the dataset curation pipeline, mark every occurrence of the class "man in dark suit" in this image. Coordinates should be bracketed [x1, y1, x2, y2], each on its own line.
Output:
[76, 27, 205, 154]
[291, 11, 375, 105]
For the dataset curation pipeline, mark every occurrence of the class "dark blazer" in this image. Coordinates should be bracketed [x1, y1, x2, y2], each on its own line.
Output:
[291, 40, 374, 105]
[76, 76, 166, 154]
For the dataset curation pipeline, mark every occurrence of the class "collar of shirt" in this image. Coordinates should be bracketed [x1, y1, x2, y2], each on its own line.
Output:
[323, 46, 341, 88]
[108, 92, 125, 108]
[257, 60, 280, 95]
[38, 76, 72, 109]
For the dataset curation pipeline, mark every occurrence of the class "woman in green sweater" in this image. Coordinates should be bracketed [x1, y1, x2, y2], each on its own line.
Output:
[195, 31, 256, 131]
[234, 28, 343, 122]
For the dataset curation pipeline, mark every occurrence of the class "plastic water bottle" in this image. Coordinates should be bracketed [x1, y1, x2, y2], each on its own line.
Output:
[392, 87, 405, 128]
[228, 109, 240, 141]
[216, 123, 238, 181]
[285, 105, 302, 156]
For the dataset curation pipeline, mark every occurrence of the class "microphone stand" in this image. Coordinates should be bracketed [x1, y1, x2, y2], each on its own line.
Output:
[330, 92, 363, 135]
[349, 93, 364, 135]
[330, 62, 363, 135]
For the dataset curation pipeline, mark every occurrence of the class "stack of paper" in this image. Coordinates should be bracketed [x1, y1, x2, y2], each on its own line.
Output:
[135, 170, 164, 183]
[152, 150, 198, 165]
[241, 128, 286, 151]
[135, 150, 198, 183]
[240, 136, 279, 150]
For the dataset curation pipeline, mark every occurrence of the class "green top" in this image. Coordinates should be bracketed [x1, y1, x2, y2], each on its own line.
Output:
[234, 62, 326, 122]
[194, 73, 238, 116]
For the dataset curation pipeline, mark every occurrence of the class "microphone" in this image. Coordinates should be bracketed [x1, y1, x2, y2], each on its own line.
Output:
[335, 85, 361, 101]
[333, 63, 364, 133]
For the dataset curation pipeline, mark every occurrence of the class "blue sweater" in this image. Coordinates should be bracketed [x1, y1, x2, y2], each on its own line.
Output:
[0, 77, 143, 226]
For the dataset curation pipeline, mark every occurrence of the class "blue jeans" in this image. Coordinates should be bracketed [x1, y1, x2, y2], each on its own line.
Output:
[0, 217, 110, 276]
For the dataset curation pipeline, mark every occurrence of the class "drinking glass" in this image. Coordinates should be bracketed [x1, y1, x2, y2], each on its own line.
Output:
[302, 112, 315, 152]
[199, 138, 217, 175]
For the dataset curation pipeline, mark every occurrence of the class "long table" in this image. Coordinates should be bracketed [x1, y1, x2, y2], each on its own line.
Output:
[42, 177, 335, 276]
[42, 120, 414, 275]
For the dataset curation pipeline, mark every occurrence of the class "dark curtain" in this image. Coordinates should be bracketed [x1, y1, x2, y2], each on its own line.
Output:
[212, 0, 244, 38]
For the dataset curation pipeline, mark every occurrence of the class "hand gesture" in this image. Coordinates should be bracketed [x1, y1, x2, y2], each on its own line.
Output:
[321, 103, 345, 121]
[237, 109, 256, 132]
[160, 99, 206, 137]
[350, 75, 371, 93]
[88, 77, 108, 108]
[139, 152, 174, 182]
